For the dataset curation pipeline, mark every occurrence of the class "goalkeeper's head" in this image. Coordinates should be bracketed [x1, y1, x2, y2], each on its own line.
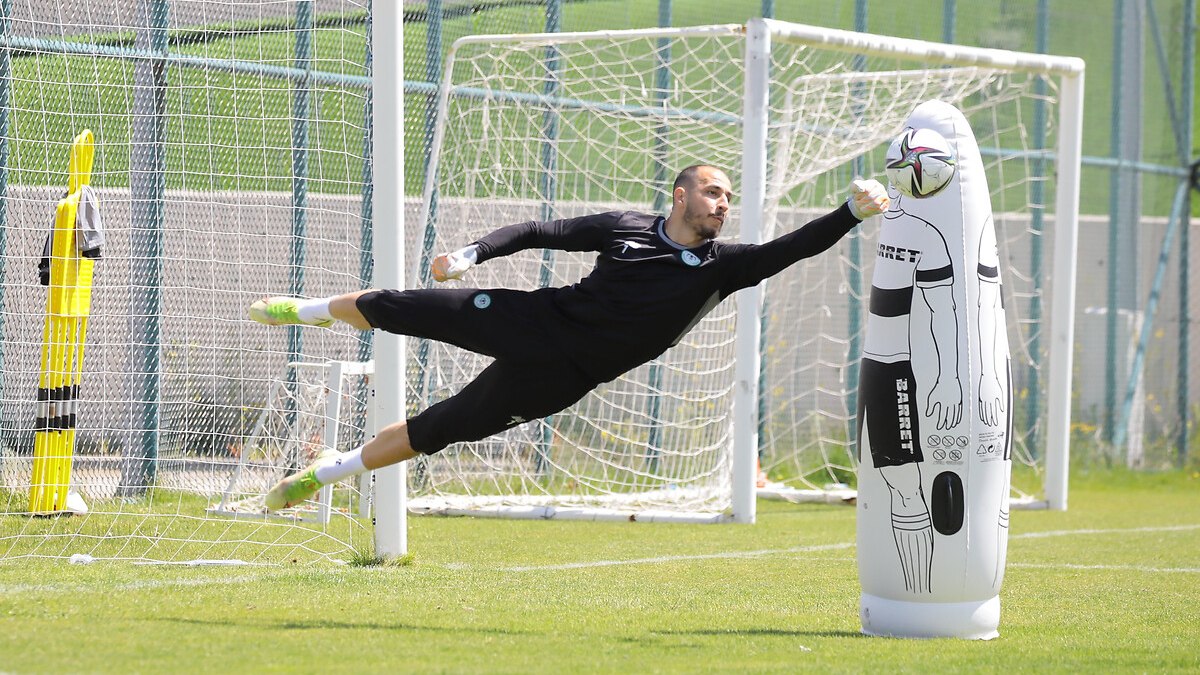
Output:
[668, 164, 733, 244]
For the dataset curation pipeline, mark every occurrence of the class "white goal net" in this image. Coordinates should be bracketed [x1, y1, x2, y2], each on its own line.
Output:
[411, 20, 1082, 520]
[0, 1, 375, 564]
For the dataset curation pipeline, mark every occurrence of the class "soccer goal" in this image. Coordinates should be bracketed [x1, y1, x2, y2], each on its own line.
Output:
[411, 19, 1083, 522]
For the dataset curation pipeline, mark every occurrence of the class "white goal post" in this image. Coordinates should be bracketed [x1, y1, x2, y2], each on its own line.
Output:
[407, 18, 1084, 523]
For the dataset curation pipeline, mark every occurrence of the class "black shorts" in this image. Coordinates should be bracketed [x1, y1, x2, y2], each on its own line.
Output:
[856, 358, 924, 468]
[356, 289, 599, 455]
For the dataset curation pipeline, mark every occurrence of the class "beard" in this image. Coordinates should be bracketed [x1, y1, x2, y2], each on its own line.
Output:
[685, 203, 721, 240]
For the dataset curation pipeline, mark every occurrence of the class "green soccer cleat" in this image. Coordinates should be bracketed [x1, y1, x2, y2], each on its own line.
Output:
[249, 296, 333, 328]
[264, 450, 338, 511]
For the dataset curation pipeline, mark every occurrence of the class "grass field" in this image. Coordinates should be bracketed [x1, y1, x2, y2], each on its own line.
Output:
[1, 468, 1196, 673]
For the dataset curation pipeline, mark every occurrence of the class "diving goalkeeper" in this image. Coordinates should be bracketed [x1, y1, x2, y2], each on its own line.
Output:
[251, 165, 889, 510]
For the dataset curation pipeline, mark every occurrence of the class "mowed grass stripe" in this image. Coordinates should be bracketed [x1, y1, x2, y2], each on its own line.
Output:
[0, 471, 1196, 673]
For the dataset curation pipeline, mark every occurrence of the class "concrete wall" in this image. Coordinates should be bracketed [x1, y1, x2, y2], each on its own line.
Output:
[0, 188, 1190, 467]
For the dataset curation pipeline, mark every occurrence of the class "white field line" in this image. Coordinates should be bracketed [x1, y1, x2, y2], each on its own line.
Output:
[499, 524, 1200, 573]
[501, 542, 855, 572]
[1010, 523, 1200, 539]
[0, 571, 300, 597]
[1009, 562, 1200, 573]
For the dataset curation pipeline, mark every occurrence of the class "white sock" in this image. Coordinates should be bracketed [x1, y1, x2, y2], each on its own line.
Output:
[314, 447, 367, 484]
[891, 512, 934, 593]
[296, 297, 334, 325]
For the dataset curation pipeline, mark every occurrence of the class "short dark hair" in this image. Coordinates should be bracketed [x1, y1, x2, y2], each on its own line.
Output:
[673, 164, 721, 192]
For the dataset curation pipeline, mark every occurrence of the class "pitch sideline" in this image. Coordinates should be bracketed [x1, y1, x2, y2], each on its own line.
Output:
[0, 570, 315, 597]
[499, 523, 1200, 572]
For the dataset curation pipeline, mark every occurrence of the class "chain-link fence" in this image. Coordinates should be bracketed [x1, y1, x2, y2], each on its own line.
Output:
[403, 0, 1197, 471]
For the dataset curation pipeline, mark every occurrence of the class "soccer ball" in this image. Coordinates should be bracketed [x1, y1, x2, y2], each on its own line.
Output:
[885, 128, 957, 198]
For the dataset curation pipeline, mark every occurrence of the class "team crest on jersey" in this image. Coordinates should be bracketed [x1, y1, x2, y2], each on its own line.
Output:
[473, 293, 491, 309]
[681, 251, 701, 267]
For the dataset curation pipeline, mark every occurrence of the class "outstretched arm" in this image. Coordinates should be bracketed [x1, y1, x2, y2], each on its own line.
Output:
[718, 180, 888, 294]
[431, 211, 619, 282]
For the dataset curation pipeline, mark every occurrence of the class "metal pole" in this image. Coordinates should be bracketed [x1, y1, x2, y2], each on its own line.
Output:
[413, 0, 443, 415]
[1105, 0, 1144, 449]
[1114, 181, 1191, 450]
[1024, 0, 1049, 457]
[942, 0, 956, 43]
[754, 1, 774, 477]
[1178, 0, 1195, 467]
[289, 0, 313, 368]
[535, 0, 563, 476]
[1103, 0, 1125, 447]
[357, 10, 374, 365]
[371, 0, 407, 558]
[646, 0, 671, 474]
[1045, 70, 1086, 511]
[351, 7, 375, 456]
[124, 0, 168, 494]
[651, 0, 672, 213]
[423, 0, 443, 184]
[733, 18, 771, 524]
[0, 0, 11, 416]
[1146, 2, 1189, 161]
[418, 0, 443, 285]
[845, 0, 867, 451]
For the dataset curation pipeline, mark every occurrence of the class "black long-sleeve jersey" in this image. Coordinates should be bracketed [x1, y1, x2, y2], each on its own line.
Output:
[469, 203, 861, 382]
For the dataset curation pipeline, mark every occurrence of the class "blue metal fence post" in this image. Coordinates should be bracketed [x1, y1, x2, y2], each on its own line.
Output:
[349, 5, 375, 454]
[1115, 181, 1191, 451]
[942, 0, 956, 42]
[289, 0, 313, 368]
[1123, 0, 1192, 462]
[1179, 0, 1195, 467]
[539, 0, 564, 229]
[845, 0, 868, 451]
[533, 0, 564, 476]
[645, 0, 671, 474]
[754, 2, 773, 476]
[1105, 0, 1144, 450]
[358, 7, 374, 365]
[1024, 0, 1050, 455]
[413, 0, 443, 416]
[1103, 0, 1124, 448]
[418, 0, 442, 286]
[0, 0, 11, 418]
[124, 0, 168, 493]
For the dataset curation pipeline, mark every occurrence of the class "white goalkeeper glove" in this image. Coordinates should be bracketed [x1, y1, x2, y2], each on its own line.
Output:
[431, 244, 479, 282]
[846, 178, 890, 220]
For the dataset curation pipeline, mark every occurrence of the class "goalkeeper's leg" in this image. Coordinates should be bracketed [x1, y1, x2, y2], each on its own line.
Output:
[264, 426, 418, 511]
[265, 358, 597, 510]
[249, 291, 373, 330]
